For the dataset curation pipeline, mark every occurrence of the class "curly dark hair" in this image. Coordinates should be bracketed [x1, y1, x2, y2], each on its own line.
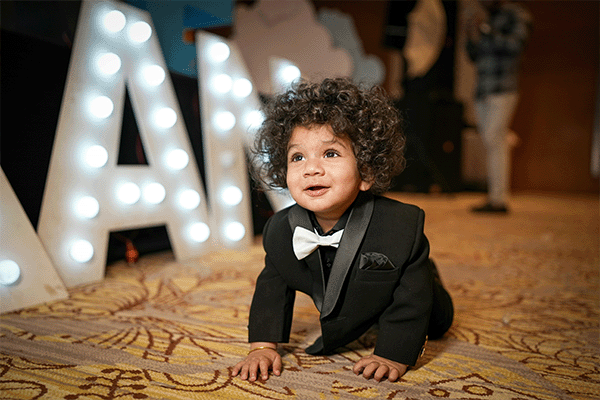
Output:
[250, 77, 406, 195]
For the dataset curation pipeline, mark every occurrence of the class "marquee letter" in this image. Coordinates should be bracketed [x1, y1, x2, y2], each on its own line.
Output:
[38, 1, 211, 287]
[1, 168, 68, 313]
[194, 31, 294, 242]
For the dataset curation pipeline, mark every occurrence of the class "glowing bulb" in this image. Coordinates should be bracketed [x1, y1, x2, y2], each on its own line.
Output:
[143, 183, 166, 204]
[280, 65, 301, 84]
[233, 78, 253, 98]
[154, 107, 177, 129]
[90, 96, 114, 119]
[0, 260, 21, 286]
[128, 21, 152, 43]
[103, 10, 126, 33]
[222, 186, 243, 206]
[245, 110, 265, 132]
[142, 65, 165, 86]
[224, 221, 245, 242]
[212, 74, 233, 93]
[166, 149, 189, 170]
[70, 240, 94, 263]
[189, 222, 210, 243]
[96, 52, 121, 76]
[85, 145, 108, 168]
[179, 189, 200, 210]
[214, 111, 236, 131]
[75, 196, 100, 219]
[209, 42, 230, 62]
[220, 151, 235, 168]
[117, 182, 141, 205]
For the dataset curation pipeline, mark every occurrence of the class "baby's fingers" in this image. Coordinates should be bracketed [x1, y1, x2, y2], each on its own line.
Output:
[272, 355, 282, 376]
[387, 368, 401, 382]
[352, 358, 369, 375]
[246, 360, 263, 381]
[361, 362, 380, 379]
[240, 363, 252, 380]
[231, 362, 242, 377]
[373, 365, 390, 382]
[258, 359, 272, 380]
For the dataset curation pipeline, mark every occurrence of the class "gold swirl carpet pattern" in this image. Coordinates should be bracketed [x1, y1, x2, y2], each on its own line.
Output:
[1, 193, 598, 399]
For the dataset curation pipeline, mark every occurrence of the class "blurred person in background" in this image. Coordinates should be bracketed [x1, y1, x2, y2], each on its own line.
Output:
[466, 0, 532, 213]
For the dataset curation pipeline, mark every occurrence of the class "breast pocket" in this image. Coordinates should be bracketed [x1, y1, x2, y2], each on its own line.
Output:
[355, 252, 400, 282]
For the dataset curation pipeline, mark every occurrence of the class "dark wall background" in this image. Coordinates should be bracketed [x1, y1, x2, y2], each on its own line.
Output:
[510, 0, 599, 193]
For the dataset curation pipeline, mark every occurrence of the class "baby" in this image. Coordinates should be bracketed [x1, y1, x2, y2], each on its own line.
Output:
[233, 78, 453, 382]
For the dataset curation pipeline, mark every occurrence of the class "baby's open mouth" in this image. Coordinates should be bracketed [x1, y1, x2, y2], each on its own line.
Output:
[305, 185, 328, 195]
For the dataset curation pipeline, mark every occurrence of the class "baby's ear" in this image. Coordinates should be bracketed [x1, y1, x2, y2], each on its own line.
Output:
[359, 179, 373, 192]
[358, 169, 375, 192]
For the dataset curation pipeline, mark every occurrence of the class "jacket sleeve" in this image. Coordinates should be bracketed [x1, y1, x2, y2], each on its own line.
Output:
[248, 217, 296, 343]
[373, 208, 433, 366]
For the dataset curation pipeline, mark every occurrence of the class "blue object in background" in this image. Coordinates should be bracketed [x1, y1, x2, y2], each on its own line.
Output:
[183, 4, 230, 28]
[125, 1, 234, 77]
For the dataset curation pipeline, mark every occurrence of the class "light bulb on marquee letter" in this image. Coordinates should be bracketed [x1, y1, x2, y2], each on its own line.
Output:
[189, 222, 210, 243]
[233, 78, 253, 98]
[245, 110, 265, 132]
[154, 107, 177, 129]
[224, 221, 245, 242]
[96, 52, 121, 76]
[209, 42, 230, 62]
[75, 196, 100, 219]
[85, 145, 109, 168]
[128, 21, 152, 43]
[179, 189, 201, 210]
[166, 149, 189, 170]
[212, 74, 233, 94]
[220, 151, 235, 168]
[90, 96, 114, 119]
[280, 65, 301, 85]
[70, 240, 94, 263]
[214, 111, 236, 131]
[142, 65, 165, 86]
[222, 186, 243, 206]
[142, 183, 166, 204]
[103, 10, 126, 33]
[0, 260, 21, 286]
[117, 182, 141, 205]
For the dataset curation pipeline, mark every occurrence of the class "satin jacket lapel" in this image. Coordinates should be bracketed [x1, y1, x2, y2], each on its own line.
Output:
[288, 205, 325, 312]
[320, 192, 374, 319]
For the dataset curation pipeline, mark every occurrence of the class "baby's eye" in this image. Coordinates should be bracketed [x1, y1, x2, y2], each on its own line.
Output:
[324, 150, 340, 158]
[290, 153, 305, 162]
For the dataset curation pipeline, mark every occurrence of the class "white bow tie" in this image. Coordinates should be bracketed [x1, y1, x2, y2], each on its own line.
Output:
[292, 226, 344, 260]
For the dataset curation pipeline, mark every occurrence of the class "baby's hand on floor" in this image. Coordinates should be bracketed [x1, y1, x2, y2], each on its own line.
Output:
[232, 347, 281, 382]
[353, 354, 408, 382]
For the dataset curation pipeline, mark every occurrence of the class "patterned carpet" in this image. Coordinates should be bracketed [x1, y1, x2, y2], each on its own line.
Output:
[1, 193, 598, 400]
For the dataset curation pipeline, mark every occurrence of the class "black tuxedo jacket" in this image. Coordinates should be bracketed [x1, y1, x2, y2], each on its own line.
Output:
[248, 192, 449, 366]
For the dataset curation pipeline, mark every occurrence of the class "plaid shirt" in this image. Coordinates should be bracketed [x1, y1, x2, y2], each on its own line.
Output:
[467, 3, 532, 99]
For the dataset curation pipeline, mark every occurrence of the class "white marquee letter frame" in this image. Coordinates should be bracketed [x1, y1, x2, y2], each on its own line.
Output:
[38, 0, 212, 287]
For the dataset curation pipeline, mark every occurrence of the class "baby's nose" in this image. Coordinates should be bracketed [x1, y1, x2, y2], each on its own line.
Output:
[303, 158, 324, 175]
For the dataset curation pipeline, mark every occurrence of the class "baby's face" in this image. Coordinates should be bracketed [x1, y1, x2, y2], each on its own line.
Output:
[286, 125, 372, 229]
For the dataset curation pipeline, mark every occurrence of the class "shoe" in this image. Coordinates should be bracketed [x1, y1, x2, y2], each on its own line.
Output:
[471, 203, 509, 213]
